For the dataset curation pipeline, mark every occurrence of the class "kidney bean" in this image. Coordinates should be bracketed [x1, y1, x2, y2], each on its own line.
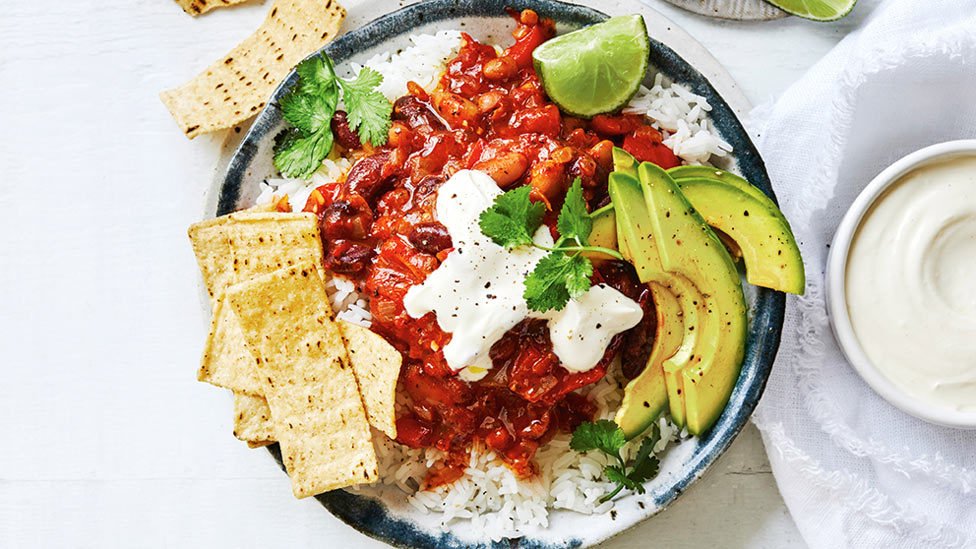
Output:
[396, 415, 433, 448]
[325, 241, 376, 274]
[408, 222, 453, 254]
[387, 121, 414, 148]
[413, 174, 445, 201]
[589, 113, 644, 137]
[587, 139, 614, 171]
[344, 151, 393, 201]
[393, 96, 445, 130]
[330, 110, 362, 150]
[318, 196, 373, 241]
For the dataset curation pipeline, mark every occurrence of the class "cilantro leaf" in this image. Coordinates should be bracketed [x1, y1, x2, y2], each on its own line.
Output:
[563, 252, 594, 299]
[628, 455, 659, 490]
[478, 186, 546, 249]
[631, 424, 660, 472]
[605, 466, 642, 490]
[279, 89, 338, 134]
[274, 53, 394, 178]
[524, 252, 592, 312]
[295, 54, 337, 97]
[572, 420, 664, 503]
[272, 127, 333, 179]
[570, 419, 626, 455]
[338, 67, 393, 146]
[628, 425, 662, 487]
[557, 178, 592, 245]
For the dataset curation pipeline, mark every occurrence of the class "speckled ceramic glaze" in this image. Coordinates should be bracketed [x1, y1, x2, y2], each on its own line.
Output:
[217, 1, 785, 547]
[661, 0, 787, 21]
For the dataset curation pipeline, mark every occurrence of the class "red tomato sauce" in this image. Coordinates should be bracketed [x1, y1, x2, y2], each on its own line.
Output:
[304, 9, 668, 485]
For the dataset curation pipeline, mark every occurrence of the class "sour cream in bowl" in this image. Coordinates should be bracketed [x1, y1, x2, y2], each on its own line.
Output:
[827, 140, 976, 429]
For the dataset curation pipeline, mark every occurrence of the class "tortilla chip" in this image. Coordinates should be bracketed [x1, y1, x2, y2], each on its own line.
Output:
[233, 392, 275, 443]
[188, 211, 322, 301]
[173, 0, 250, 16]
[339, 321, 401, 439]
[226, 264, 377, 498]
[161, 0, 346, 138]
[191, 211, 324, 399]
[199, 296, 264, 395]
[247, 440, 274, 449]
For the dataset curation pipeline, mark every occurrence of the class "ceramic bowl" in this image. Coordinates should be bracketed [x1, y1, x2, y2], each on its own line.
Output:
[216, 0, 785, 546]
[826, 139, 976, 430]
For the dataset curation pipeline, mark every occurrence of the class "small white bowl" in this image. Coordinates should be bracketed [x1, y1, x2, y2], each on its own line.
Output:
[826, 139, 976, 429]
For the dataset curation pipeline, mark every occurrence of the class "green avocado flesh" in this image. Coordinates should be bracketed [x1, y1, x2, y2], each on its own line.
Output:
[667, 165, 769, 203]
[583, 204, 618, 261]
[608, 148, 748, 436]
[608, 171, 673, 437]
[615, 282, 682, 439]
[676, 178, 805, 295]
[636, 162, 747, 436]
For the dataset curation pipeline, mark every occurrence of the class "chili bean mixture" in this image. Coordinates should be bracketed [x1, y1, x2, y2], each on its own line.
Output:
[302, 9, 676, 485]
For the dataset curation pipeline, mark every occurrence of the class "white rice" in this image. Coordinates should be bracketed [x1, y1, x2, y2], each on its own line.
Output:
[354, 30, 465, 101]
[261, 31, 721, 540]
[347, 362, 682, 542]
[324, 275, 372, 328]
[257, 156, 353, 213]
[623, 72, 733, 165]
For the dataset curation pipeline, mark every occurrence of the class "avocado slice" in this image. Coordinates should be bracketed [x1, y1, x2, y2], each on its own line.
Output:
[615, 282, 684, 439]
[613, 146, 639, 178]
[582, 204, 619, 261]
[608, 171, 684, 432]
[608, 170, 662, 282]
[676, 178, 805, 295]
[667, 165, 769, 203]
[637, 162, 747, 436]
[659, 275, 705, 428]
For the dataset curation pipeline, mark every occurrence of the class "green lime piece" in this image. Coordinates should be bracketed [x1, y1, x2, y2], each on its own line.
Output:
[532, 15, 649, 118]
[763, 0, 856, 22]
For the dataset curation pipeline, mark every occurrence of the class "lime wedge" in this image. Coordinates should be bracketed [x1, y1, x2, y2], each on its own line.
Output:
[762, 0, 856, 21]
[532, 15, 649, 118]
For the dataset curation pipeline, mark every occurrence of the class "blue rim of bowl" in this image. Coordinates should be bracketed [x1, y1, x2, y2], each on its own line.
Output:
[216, 1, 785, 547]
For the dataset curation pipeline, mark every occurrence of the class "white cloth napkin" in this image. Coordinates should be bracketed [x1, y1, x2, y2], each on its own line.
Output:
[747, 2, 976, 547]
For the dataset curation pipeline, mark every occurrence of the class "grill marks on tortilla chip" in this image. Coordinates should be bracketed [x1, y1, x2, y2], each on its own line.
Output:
[188, 211, 323, 300]
[190, 211, 323, 399]
[339, 321, 401, 439]
[226, 264, 377, 498]
[233, 392, 276, 443]
[161, 0, 346, 138]
[189, 206, 403, 496]
[173, 0, 250, 16]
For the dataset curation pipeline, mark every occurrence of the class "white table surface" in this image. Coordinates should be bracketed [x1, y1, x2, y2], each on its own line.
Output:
[0, 0, 878, 547]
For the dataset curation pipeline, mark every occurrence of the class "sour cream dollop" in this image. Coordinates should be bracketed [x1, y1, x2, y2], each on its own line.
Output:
[846, 155, 976, 413]
[403, 170, 643, 381]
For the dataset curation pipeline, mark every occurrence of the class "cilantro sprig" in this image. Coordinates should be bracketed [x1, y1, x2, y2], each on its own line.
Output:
[570, 420, 662, 502]
[273, 54, 393, 178]
[478, 178, 623, 312]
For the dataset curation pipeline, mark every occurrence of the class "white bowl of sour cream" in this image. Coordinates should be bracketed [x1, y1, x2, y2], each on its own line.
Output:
[827, 140, 976, 429]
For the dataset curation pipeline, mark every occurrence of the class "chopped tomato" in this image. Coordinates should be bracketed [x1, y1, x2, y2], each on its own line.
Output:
[622, 126, 681, 169]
